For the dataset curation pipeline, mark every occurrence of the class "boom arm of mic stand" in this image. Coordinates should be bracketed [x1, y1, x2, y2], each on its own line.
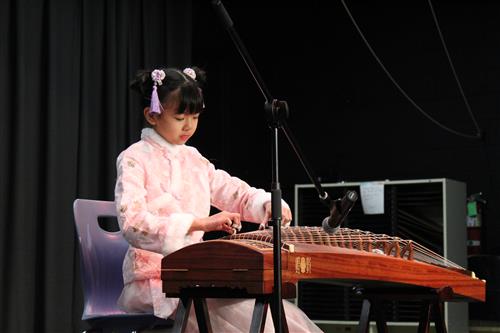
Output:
[281, 121, 331, 206]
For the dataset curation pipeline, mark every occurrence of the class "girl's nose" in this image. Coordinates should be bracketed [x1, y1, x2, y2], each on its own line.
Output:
[183, 117, 193, 130]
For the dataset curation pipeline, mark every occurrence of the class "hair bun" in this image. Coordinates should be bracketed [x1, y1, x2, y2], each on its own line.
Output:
[190, 66, 207, 89]
[130, 69, 153, 97]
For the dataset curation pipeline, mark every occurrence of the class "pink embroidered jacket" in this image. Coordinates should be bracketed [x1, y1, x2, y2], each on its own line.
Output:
[115, 128, 280, 318]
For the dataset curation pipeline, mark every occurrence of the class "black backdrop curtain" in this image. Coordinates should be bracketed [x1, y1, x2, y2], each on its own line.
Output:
[3, 0, 500, 331]
[0, 0, 192, 332]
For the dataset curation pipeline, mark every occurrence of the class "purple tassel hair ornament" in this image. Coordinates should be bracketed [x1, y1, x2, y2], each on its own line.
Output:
[149, 69, 166, 114]
[150, 85, 161, 114]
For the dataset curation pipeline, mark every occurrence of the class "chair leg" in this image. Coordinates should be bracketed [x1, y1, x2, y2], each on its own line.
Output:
[431, 301, 447, 333]
[417, 302, 432, 333]
[372, 300, 388, 333]
[358, 299, 371, 333]
[193, 298, 212, 333]
[172, 296, 192, 333]
[250, 296, 270, 333]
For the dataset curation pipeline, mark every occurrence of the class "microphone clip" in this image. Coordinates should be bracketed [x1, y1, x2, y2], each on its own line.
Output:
[322, 190, 358, 234]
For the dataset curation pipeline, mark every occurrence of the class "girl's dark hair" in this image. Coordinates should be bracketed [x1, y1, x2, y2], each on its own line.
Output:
[130, 66, 206, 114]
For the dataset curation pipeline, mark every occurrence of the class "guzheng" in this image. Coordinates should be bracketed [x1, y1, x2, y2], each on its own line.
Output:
[161, 226, 485, 302]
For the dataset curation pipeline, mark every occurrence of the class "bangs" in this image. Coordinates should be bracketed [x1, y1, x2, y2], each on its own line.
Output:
[176, 84, 204, 114]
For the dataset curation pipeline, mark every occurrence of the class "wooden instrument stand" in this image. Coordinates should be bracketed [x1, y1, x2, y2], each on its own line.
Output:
[170, 284, 453, 333]
[353, 286, 453, 333]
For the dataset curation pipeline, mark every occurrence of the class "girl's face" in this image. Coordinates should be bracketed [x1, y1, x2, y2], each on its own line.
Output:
[145, 98, 199, 145]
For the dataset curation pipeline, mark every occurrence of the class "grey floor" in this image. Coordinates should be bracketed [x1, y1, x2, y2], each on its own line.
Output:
[317, 321, 500, 333]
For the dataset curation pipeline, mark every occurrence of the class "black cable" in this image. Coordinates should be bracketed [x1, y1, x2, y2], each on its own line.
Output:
[427, 0, 481, 136]
[340, 0, 482, 140]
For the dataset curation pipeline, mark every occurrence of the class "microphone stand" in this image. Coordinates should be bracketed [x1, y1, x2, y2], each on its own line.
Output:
[212, 2, 332, 331]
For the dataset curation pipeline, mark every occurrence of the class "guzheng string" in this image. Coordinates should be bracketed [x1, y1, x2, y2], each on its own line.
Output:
[225, 226, 465, 271]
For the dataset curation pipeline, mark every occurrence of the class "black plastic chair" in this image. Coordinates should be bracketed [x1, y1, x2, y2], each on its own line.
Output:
[73, 199, 173, 333]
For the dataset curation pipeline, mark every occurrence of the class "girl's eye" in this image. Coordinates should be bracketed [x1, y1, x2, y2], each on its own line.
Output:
[175, 117, 185, 121]
[193, 115, 199, 120]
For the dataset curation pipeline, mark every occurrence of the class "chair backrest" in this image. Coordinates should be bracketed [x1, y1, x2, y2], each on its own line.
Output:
[73, 198, 129, 320]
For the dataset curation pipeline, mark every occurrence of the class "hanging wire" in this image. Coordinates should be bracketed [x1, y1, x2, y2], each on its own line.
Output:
[340, 0, 482, 140]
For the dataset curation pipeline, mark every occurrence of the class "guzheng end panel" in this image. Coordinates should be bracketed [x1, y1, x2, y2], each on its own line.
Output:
[161, 239, 283, 295]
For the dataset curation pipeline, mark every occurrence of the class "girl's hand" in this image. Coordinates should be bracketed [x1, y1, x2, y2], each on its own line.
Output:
[260, 202, 292, 229]
[190, 211, 241, 234]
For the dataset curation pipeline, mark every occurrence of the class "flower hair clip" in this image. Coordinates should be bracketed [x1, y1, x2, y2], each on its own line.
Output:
[183, 67, 196, 81]
[150, 69, 166, 115]
[151, 69, 166, 86]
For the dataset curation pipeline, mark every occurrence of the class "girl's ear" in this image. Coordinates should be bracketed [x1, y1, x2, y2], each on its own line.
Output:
[144, 107, 157, 126]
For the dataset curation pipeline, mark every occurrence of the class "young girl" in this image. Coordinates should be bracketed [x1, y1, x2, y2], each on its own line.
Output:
[115, 66, 322, 332]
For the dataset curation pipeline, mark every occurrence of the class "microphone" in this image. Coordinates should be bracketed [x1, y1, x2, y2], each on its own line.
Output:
[322, 190, 358, 234]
